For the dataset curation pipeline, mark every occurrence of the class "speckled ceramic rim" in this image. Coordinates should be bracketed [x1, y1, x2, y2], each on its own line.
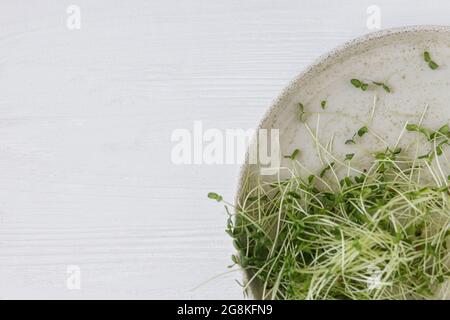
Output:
[234, 25, 450, 299]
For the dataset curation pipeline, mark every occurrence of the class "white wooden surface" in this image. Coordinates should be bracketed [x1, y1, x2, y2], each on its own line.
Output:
[0, 0, 449, 299]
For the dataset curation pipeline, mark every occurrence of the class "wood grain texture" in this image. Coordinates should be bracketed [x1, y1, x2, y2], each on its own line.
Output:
[0, 0, 448, 299]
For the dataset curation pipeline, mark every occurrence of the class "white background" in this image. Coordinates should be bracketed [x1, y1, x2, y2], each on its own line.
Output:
[0, 0, 449, 299]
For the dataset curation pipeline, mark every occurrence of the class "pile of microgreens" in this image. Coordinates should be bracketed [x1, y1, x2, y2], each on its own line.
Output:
[208, 51, 450, 300]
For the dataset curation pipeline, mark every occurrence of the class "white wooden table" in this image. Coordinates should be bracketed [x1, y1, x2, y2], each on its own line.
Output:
[0, 0, 448, 299]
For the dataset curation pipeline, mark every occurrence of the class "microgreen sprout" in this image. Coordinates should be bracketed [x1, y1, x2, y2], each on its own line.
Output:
[429, 61, 439, 70]
[210, 64, 450, 299]
[298, 103, 306, 122]
[345, 153, 355, 161]
[352, 79, 392, 93]
[372, 81, 391, 93]
[351, 79, 368, 91]
[406, 123, 432, 140]
[319, 162, 335, 178]
[211, 121, 450, 300]
[423, 51, 439, 70]
[406, 122, 450, 162]
[357, 126, 368, 137]
[345, 138, 356, 145]
[284, 149, 300, 160]
[207, 192, 223, 202]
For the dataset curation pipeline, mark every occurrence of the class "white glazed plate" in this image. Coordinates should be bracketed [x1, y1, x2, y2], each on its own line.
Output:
[236, 25, 450, 300]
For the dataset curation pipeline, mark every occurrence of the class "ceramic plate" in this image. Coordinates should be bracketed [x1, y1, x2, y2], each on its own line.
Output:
[236, 25, 450, 299]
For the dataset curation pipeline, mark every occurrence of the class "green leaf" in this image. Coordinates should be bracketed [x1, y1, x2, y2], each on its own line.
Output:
[321, 100, 327, 109]
[344, 176, 352, 186]
[375, 152, 386, 160]
[298, 102, 306, 121]
[207, 192, 223, 202]
[406, 124, 418, 131]
[424, 51, 431, 62]
[287, 191, 301, 199]
[291, 148, 300, 159]
[357, 126, 368, 137]
[298, 102, 304, 112]
[350, 79, 362, 88]
[319, 162, 335, 178]
[345, 153, 355, 161]
[372, 81, 391, 93]
[429, 61, 439, 70]
[345, 139, 356, 145]
[284, 149, 300, 160]
[406, 123, 431, 139]
[352, 239, 362, 251]
[438, 124, 449, 135]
